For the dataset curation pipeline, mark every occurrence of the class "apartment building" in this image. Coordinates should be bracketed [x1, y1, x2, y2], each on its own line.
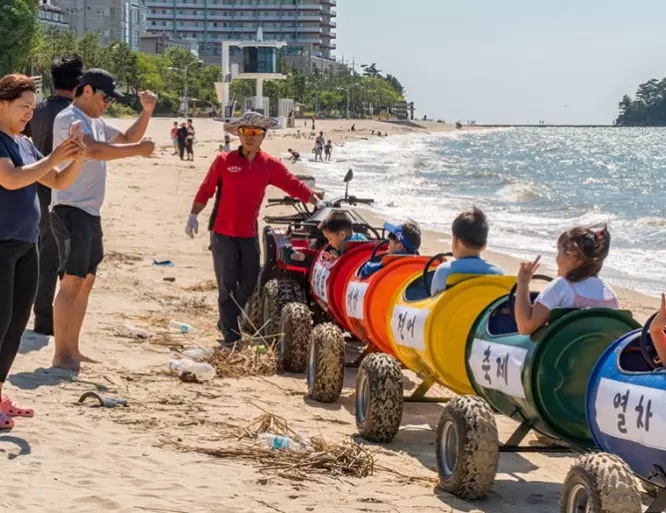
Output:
[144, 0, 337, 64]
[38, 0, 71, 30]
[55, 0, 147, 50]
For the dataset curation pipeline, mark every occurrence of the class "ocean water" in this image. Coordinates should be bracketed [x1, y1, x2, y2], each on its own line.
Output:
[303, 127, 666, 297]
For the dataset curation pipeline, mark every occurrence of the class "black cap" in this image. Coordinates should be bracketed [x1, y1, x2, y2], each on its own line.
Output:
[79, 68, 123, 99]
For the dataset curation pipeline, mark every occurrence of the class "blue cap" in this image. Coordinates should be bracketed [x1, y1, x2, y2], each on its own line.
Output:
[384, 221, 421, 252]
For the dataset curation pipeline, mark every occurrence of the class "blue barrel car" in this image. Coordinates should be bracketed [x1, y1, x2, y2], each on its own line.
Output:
[561, 312, 666, 513]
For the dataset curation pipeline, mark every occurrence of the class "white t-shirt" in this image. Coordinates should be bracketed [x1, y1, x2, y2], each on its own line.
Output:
[51, 104, 121, 216]
[535, 276, 618, 310]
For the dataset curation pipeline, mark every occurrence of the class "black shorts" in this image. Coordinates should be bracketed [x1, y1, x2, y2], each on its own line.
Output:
[51, 205, 104, 279]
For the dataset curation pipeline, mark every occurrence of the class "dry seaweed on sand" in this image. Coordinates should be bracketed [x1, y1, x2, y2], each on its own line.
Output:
[207, 340, 279, 379]
[179, 437, 375, 479]
[184, 280, 218, 292]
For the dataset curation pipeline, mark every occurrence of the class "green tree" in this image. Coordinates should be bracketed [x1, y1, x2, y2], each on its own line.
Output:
[76, 32, 108, 70]
[0, 0, 39, 75]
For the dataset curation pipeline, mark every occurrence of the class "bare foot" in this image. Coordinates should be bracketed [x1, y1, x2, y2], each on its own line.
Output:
[73, 353, 99, 364]
[52, 355, 81, 370]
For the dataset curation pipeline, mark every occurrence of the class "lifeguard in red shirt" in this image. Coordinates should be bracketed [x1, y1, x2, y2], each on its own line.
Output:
[185, 112, 324, 345]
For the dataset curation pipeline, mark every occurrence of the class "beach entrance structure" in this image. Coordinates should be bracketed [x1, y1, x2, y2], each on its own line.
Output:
[217, 28, 287, 118]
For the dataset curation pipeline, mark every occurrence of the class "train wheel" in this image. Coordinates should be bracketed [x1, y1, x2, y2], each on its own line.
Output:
[436, 396, 499, 500]
[560, 453, 641, 513]
[261, 279, 302, 338]
[307, 323, 344, 403]
[355, 353, 403, 443]
[279, 302, 312, 373]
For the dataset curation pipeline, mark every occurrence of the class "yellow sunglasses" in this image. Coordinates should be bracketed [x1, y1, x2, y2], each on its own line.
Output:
[239, 127, 266, 137]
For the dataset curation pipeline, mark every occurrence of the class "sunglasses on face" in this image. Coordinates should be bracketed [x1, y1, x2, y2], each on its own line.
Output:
[239, 127, 265, 137]
[92, 88, 115, 104]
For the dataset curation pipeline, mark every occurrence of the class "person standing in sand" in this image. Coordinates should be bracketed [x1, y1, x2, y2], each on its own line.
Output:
[185, 112, 325, 346]
[27, 54, 84, 337]
[50, 69, 157, 369]
[0, 74, 86, 426]
[170, 121, 179, 155]
[186, 118, 195, 160]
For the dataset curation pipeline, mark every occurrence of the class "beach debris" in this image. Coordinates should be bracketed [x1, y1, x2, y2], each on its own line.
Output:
[257, 433, 303, 451]
[126, 325, 152, 339]
[207, 343, 279, 379]
[152, 259, 176, 267]
[178, 413, 375, 479]
[185, 280, 217, 292]
[181, 347, 211, 361]
[163, 277, 176, 282]
[168, 320, 193, 334]
[78, 391, 129, 408]
[167, 359, 216, 382]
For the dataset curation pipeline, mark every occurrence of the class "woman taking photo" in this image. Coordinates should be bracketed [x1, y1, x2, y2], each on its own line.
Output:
[0, 74, 85, 429]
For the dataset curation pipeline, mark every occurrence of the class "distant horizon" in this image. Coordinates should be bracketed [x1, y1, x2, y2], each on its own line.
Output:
[334, 0, 666, 125]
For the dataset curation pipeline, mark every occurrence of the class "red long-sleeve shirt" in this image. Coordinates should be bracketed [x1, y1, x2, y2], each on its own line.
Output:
[195, 149, 314, 238]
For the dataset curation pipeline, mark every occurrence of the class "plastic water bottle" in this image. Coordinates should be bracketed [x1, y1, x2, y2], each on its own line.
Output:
[182, 347, 210, 361]
[257, 433, 302, 451]
[127, 325, 152, 339]
[167, 359, 216, 382]
[169, 320, 193, 334]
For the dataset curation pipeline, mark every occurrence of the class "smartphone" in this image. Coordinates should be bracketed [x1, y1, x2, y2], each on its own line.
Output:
[69, 120, 82, 140]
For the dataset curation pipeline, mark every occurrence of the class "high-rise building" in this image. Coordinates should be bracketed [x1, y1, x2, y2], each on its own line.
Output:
[144, 0, 337, 64]
[55, 0, 146, 50]
[38, 0, 71, 31]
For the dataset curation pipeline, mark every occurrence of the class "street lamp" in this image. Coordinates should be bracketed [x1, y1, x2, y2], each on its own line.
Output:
[168, 59, 203, 117]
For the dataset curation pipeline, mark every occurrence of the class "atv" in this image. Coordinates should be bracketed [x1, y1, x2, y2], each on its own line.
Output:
[243, 170, 382, 343]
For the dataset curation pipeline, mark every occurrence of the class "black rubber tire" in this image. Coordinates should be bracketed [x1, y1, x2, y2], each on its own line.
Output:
[241, 285, 262, 334]
[279, 302, 312, 373]
[642, 481, 663, 499]
[355, 353, 403, 443]
[262, 279, 303, 338]
[307, 323, 345, 403]
[560, 453, 641, 513]
[436, 396, 500, 500]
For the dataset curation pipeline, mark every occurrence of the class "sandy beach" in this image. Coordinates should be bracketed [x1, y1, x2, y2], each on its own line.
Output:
[2, 117, 659, 513]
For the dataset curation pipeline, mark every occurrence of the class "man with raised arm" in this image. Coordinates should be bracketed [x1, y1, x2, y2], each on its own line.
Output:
[50, 68, 156, 369]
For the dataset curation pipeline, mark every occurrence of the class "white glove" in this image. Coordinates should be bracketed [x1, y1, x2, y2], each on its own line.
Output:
[185, 214, 199, 239]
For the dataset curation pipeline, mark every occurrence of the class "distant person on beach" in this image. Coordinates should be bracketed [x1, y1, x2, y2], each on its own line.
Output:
[287, 148, 301, 163]
[50, 69, 156, 369]
[314, 131, 325, 162]
[185, 112, 324, 346]
[26, 54, 83, 337]
[358, 221, 421, 278]
[312, 115, 316, 131]
[319, 211, 368, 262]
[186, 118, 195, 160]
[515, 225, 618, 335]
[0, 74, 86, 421]
[222, 134, 231, 153]
[177, 121, 188, 160]
[324, 140, 332, 161]
[649, 293, 666, 367]
[351, 124, 356, 132]
[170, 121, 178, 155]
[431, 208, 503, 296]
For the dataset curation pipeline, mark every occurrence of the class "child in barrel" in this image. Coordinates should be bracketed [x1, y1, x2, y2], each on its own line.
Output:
[431, 207, 503, 295]
[318, 211, 367, 261]
[515, 225, 619, 335]
[648, 293, 666, 368]
[358, 220, 421, 279]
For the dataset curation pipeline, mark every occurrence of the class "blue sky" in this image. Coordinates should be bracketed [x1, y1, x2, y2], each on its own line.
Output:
[336, 0, 666, 124]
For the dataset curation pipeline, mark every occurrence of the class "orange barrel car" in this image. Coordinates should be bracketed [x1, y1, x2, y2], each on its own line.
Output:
[353, 254, 516, 442]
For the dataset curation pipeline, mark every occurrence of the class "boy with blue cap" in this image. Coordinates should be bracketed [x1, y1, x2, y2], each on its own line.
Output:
[358, 220, 421, 278]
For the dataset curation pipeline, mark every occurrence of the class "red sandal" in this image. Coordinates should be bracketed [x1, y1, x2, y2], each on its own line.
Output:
[1, 397, 34, 418]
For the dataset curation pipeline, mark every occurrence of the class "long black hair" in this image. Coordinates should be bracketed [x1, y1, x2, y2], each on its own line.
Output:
[558, 225, 611, 282]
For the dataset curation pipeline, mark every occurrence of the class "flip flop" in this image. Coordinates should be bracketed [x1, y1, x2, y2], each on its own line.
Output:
[78, 392, 129, 408]
[1, 397, 34, 418]
[152, 259, 175, 267]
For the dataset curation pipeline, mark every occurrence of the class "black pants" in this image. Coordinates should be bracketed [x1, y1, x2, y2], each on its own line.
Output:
[178, 141, 186, 160]
[0, 241, 38, 383]
[211, 233, 260, 343]
[33, 184, 58, 332]
[185, 139, 194, 159]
